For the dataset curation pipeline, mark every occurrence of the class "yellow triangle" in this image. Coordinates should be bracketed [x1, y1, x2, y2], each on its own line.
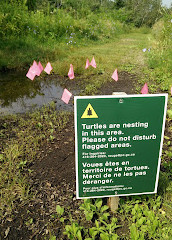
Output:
[81, 103, 98, 119]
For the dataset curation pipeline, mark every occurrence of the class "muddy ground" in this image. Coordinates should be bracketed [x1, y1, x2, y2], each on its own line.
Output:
[0, 72, 138, 240]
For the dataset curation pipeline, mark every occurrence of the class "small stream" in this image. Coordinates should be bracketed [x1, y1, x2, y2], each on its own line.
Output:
[0, 70, 80, 115]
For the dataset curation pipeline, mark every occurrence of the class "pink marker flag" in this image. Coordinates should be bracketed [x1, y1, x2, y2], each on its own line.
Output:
[141, 83, 148, 94]
[44, 62, 53, 74]
[85, 59, 90, 69]
[111, 69, 118, 81]
[37, 61, 44, 76]
[32, 60, 37, 68]
[32, 61, 40, 76]
[90, 57, 96, 68]
[26, 61, 38, 80]
[26, 66, 36, 81]
[171, 87, 172, 96]
[68, 64, 75, 79]
[61, 88, 72, 104]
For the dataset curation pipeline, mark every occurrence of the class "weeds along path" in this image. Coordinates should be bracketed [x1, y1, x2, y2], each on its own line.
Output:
[0, 32, 155, 239]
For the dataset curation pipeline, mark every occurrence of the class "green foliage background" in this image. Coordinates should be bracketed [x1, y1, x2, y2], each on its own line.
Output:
[0, 0, 167, 69]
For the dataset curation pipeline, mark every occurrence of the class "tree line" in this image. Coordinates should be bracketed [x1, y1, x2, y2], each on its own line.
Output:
[3, 0, 169, 27]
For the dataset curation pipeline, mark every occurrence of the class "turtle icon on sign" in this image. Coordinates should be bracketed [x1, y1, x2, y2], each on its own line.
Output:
[87, 108, 92, 116]
[81, 103, 98, 118]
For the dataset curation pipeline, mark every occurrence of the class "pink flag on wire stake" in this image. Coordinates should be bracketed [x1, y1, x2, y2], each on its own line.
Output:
[61, 88, 72, 104]
[37, 61, 44, 76]
[32, 61, 40, 76]
[85, 59, 90, 69]
[26, 60, 43, 80]
[26, 61, 38, 80]
[141, 83, 148, 94]
[44, 62, 53, 74]
[90, 57, 96, 68]
[32, 60, 37, 68]
[26, 66, 36, 81]
[111, 69, 118, 81]
[68, 64, 75, 79]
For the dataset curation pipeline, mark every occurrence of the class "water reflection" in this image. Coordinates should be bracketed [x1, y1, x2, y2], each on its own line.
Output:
[0, 71, 78, 115]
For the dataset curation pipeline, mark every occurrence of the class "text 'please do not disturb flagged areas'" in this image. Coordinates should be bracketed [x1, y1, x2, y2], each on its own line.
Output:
[74, 94, 168, 199]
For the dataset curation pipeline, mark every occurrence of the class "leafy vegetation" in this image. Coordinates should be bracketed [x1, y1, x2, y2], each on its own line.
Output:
[148, 12, 172, 93]
[0, 1, 130, 69]
[50, 197, 172, 239]
[0, 0, 165, 70]
[124, 0, 162, 27]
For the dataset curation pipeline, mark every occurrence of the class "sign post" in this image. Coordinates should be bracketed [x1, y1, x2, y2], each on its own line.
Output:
[74, 94, 168, 202]
[108, 92, 127, 212]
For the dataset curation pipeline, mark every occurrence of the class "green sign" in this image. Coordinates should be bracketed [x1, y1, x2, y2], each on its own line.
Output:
[74, 94, 168, 199]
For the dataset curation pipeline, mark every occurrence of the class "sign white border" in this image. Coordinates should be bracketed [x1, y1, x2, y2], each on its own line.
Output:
[74, 94, 168, 199]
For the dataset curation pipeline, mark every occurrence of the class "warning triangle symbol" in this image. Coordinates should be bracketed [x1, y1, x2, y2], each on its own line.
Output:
[81, 103, 98, 119]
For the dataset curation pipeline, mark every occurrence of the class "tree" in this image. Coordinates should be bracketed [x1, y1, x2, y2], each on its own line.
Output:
[4, 0, 27, 4]
[114, 0, 125, 9]
[124, 0, 162, 27]
[26, 0, 37, 11]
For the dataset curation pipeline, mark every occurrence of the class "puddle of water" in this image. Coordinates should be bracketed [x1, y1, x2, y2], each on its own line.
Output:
[0, 71, 79, 115]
